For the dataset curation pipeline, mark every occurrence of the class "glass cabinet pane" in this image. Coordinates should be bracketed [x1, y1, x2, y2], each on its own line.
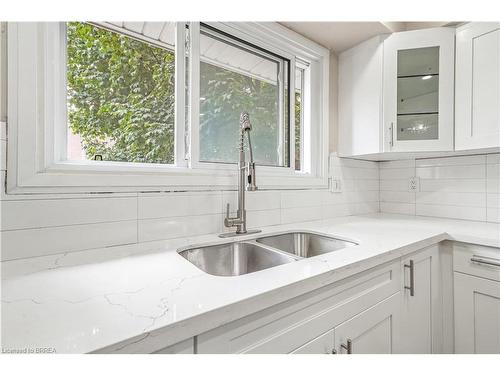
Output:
[397, 113, 439, 141]
[396, 46, 440, 141]
[397, 75, 439, 114]
[397, 47, 439, 77]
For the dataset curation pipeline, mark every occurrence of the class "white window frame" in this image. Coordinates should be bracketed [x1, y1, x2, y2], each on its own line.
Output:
[6, 22, 329, 194]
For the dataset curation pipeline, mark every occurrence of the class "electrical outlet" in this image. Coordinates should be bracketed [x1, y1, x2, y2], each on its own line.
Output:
[329, 177, 342, 193]
[409, 176, 419, 192]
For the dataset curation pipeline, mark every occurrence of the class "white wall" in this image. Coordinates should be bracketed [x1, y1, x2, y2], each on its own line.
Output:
[380, 154, 500, 223]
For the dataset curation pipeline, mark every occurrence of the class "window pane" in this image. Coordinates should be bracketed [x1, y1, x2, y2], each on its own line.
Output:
[294, 67, 304, 171]
[66, 22, 176, 164]
[199, 28, 289, 167]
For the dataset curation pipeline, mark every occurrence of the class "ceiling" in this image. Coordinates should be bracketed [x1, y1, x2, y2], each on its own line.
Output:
[280, 22, 456, 53]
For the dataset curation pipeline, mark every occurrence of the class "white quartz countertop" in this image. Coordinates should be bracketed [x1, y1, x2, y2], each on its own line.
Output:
[2, 213, 499, 353]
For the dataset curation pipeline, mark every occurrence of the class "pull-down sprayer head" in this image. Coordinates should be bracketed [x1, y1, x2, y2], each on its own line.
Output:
[239, 112, 257, 191]
[240, 112, 252, 131]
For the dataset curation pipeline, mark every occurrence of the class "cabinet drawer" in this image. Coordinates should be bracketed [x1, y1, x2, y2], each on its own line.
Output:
[197, 260, 400, 354]
[453, 243, 500, 282]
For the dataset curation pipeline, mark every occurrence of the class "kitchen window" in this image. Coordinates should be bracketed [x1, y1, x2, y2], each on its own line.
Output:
[198, 26, 290, 167]
[6, 22, 329, 193]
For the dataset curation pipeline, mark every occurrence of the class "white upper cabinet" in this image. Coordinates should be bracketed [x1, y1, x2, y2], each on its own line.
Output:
[383, 28, 455, 153]
[338, 28, 455, 157]
[338, 35, 386, 156]
[455, 22, 500, 151]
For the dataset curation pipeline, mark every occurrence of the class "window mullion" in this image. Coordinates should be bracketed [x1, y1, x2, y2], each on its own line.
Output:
[288, 57, 296, 173]
[174, 22, 187, 167]
[188, 22, 201, 169]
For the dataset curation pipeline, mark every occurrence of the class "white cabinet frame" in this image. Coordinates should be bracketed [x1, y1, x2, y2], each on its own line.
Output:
[383, 27, 455, 153]
[455, 22, 500, 151]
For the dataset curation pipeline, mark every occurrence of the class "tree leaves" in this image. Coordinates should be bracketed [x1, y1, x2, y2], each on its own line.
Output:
[67, 22, 175, 164]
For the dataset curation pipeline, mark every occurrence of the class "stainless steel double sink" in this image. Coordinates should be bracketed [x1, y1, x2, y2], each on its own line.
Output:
[178, 232, 357, 277]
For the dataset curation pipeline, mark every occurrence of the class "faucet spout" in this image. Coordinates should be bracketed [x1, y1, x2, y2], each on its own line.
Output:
[219, 112, 261, 238]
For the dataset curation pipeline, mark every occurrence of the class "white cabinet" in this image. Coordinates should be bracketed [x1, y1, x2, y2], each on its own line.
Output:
[338, 28, 455, 157]
[454, 272, 500, 353]
[333, 293, 401, 354]
[197, 261, 401, 353]
[399, 245, 443, 353]
[383, 28, 455, 153]
[338, 35, 386, 157]
[455, 22, 500, 150]
[291, 329, 335, 354]
[292, 293, 401, 355]
[453, 242, 500, 353]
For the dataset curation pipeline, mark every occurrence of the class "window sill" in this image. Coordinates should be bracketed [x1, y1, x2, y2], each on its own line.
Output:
[6, 160, 328, 194]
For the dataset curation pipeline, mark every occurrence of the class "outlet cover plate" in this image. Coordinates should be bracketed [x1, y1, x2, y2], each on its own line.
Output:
[409, 176, 419, 192]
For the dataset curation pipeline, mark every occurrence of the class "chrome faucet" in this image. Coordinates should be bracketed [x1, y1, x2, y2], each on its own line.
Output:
[219, 112, 262, 238]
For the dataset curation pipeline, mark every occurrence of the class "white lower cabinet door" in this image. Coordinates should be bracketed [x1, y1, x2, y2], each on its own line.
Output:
[333, 293, 401, 354]
[454, 272, 500, 353]
[399, 245, 443, 353]
[291, 329, 335, 354]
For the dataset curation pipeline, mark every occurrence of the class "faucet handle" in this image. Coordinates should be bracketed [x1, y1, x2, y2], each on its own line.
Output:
[225, 203, 230, 218]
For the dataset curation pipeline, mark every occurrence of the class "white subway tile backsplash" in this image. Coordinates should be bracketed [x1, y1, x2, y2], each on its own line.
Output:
[380, 179, 411, 192]
[138, 214, 222, 242]
[281, 206, 323, 224]
[281, 190, 324, 209]
[343, 179, 379, 192]
[416, 191, 486, 207]
[322, 203, 351, 219]
[380, 190, 415, 204]
[246, 209, 281, 229]
[1, 220, 137, 261]
[419, 178, 486, 193]
[486, 154, 500, 164]
[380, 202, 415, 215]
[331, 165, 379, 180]
[487, 193, 500, 207]
[1, 197, 137, 231]
[416, 155, 486, 167]
[222, 190, 281, 212]
[416, 204, 486, 222]
[487, 163, 500, 179]
[380, 153, 500, 223]
[416, 164, 486, 179]
[138, 192, 222, 219]
[380, 167, 414, 180]
[487, 208, 500, 223]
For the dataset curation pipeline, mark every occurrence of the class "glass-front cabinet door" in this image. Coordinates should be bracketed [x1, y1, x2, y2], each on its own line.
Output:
[383, 28, 455, 152]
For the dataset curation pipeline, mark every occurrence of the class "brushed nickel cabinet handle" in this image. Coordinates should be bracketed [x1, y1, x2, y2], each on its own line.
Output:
[471, 255, 500, 268]
[341, 339, 353, 354]
[404, 260, 415, 296]
[389, 122, 394, 147]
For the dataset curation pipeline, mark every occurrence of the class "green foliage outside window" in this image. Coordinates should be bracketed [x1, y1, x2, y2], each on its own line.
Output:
[67, 22, 175, 164]
[67, 23, 298, 168]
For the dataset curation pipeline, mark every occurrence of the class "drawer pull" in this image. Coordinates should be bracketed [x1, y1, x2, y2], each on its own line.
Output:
[341, 339, 353, 354]
[404, 260, 415, 296]
[471, 255, 500, 268]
